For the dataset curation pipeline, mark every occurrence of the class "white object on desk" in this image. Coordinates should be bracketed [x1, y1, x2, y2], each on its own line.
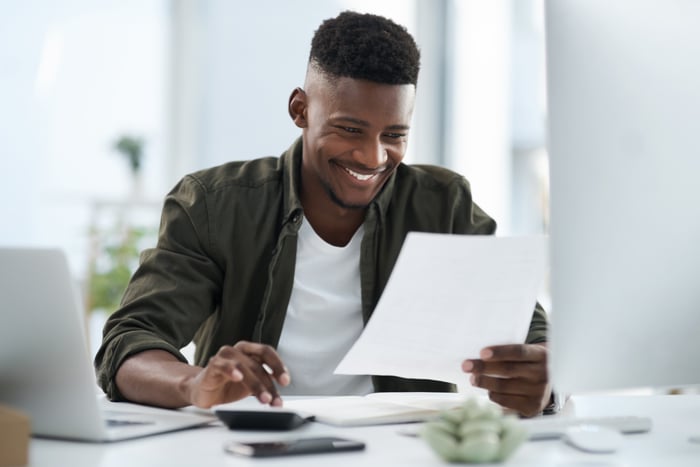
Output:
[563, 425, 623, 453]
[283, 392, 471, 426]
[520, 414, 652, 440]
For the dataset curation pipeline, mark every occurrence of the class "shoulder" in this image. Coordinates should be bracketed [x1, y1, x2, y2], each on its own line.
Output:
[395, 163, 474, 195]
[183, 156, 283, 194]
[388, 163, 496, 234]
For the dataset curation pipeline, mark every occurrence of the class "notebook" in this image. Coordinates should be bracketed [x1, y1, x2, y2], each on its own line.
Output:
[214, 392, 475, 427]
[283, 392, 471, 426]
[0, 248, 214, 442]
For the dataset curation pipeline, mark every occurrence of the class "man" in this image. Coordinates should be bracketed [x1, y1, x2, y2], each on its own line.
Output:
[95, 11, 551, 417]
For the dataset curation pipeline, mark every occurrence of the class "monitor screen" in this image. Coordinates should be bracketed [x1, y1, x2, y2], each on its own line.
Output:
[545, 0, 700, 394]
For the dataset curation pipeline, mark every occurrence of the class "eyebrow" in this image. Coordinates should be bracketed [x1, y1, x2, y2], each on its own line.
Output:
[332, 116, 410, 131]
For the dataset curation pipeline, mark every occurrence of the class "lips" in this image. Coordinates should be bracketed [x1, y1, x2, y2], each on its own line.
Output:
[324, 160, 394, 208]
[342, 166, 377, 181]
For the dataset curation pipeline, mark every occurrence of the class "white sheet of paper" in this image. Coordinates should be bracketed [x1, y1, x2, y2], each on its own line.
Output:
[334, 232, 547, 387]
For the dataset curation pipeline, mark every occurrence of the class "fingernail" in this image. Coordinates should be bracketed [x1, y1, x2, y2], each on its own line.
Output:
[462, 361, 473, 372]
[272, 397, 283, 407]
[231, 369, 244, 381]
[279, 372, 291, 386]
[470, 374, 477, 385]
[260, 392, 272, 403]
[481, 348, 493, 360]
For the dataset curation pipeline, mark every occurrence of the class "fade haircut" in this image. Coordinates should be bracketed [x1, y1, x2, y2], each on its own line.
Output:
[309, 11, 420, 86]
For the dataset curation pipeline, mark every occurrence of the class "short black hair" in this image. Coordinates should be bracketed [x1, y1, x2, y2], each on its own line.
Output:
[309, 11, 420, 86]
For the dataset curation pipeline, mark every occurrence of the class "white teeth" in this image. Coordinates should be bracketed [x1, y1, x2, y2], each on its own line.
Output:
[344, 167, 375, 181]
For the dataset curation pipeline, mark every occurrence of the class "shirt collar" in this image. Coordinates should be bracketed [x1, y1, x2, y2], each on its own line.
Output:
[281, 138, 304, 226]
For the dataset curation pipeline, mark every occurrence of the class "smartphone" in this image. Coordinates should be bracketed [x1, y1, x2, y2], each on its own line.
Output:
[224, 436, 366, 457]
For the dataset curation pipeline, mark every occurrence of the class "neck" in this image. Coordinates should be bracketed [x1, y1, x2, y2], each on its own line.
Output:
[300, 192, 366, 247]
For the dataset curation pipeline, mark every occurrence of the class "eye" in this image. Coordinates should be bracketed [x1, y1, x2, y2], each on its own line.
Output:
[338, 126, 360, 134]
[383, 132, 406, 140]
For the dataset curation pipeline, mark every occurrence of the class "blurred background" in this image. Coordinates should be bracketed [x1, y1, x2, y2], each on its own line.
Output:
[0, 0, 549, 354]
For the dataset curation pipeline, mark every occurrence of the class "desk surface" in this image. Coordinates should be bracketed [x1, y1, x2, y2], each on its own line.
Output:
[29, 394, 700, 466]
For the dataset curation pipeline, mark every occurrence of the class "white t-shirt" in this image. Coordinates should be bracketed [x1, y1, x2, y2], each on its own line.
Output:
[276, 218, 373, 396]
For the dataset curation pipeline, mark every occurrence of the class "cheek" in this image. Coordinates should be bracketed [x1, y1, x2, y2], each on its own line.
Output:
[387, 146, 406, 166]
[315, 133, 354, 156]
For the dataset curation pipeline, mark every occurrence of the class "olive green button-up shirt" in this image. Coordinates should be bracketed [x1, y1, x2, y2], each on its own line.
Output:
[95, 138, 548, 400]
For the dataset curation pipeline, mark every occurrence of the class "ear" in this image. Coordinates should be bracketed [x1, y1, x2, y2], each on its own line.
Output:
[288, 87, 308, 128]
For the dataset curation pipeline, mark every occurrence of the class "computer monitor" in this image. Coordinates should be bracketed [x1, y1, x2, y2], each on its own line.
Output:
[545, 0, 700, 395]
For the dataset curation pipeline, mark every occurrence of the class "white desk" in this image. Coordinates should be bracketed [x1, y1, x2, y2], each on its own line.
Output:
[28, 395, 700, 466]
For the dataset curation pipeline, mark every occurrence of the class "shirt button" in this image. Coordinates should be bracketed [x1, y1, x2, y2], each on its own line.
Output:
[291, 213, 301, 223]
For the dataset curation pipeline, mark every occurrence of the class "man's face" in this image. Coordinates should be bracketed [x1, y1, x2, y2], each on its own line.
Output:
[293, 72, 415, 210]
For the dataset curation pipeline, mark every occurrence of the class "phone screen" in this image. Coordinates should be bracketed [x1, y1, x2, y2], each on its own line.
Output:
[224, 436, 365, 457]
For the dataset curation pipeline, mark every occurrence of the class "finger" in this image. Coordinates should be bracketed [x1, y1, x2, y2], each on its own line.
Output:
[213, 346, 282, 405]
[463, 359, 547, 381]
[205, 352, 244, 382]
[470, 374, 545, 397]
[233, 341, 291, 386]
[226, 352, 282, 405]
[479, 343, 547, 362]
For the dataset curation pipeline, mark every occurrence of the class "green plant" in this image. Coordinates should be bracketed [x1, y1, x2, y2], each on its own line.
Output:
[113, 135, 144, 175]
[86, 225, 154, 314]
[421, 398, 527, 463]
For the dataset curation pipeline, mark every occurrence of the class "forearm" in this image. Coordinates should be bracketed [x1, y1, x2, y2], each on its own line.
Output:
[115, 349, 202, 409]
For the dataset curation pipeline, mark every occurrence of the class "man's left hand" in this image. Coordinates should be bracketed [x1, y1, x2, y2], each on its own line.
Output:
[462, 343, 550, 417]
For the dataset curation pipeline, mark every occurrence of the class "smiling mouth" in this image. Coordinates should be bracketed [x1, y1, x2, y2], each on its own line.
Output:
[342, 166, 380, 181]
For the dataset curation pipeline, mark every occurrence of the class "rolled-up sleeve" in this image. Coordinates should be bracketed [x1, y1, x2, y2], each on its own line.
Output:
[94, 175, 224, 401]
[526, 302, 548, 344]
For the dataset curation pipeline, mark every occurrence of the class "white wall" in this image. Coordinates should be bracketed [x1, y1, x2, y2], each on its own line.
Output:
[170, 0, 417, 175]
[446, 0, 514, 233]
[0, 0, 168, 275]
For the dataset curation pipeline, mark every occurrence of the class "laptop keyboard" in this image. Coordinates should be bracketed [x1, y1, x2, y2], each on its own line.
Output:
[520, 415, 653, 440]
[106, 418, 155, 427]
[397, 415, 653, 441]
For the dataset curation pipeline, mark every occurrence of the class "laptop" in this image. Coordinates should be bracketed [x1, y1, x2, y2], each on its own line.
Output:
[0, 248, 214, 442]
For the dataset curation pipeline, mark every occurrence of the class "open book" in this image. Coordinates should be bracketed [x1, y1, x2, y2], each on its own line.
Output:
[281, 392, 477, 427]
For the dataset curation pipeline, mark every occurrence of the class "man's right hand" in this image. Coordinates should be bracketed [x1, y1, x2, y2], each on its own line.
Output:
[114, 342, 290, 410]
[186, 341, 291, 408]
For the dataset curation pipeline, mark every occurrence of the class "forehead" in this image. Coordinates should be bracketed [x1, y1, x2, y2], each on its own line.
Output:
[306, 70, 416, 123]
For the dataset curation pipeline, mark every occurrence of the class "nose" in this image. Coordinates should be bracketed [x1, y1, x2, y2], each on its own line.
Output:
[354, 138, 388, 169]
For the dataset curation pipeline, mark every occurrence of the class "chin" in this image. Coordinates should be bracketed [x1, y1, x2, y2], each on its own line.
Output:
[327, 187, 372, 210]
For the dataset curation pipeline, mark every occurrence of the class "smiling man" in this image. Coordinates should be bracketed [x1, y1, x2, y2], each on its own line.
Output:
[95, 11, 551, 418]
[292, 68, 415, 245]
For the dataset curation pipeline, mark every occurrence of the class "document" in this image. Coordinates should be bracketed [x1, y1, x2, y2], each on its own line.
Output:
[335, 232, 547, 389]
[283, 392, 473, 426]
